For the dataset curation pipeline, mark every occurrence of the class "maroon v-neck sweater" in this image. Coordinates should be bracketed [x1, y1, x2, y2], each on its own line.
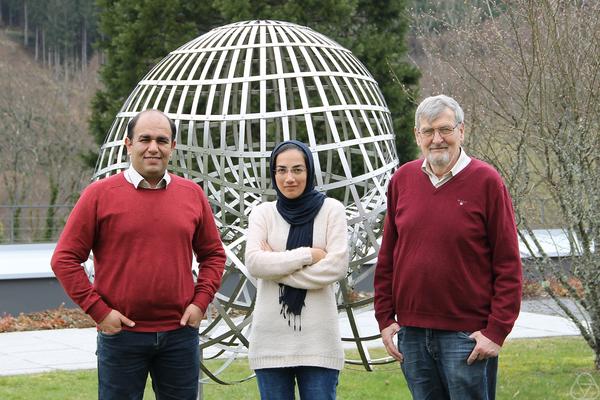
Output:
[374, 159, 522, 345]
[51, 173, 226, 332]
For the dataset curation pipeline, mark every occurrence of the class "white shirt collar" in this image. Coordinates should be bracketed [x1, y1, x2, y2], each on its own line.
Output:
[124, 165, 171, 189]
[421, 148, 472, 188]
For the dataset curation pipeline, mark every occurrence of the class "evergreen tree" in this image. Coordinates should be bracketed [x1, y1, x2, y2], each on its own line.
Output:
[348, 0, 420, 163]
[91, 0, 420, 163]
[2, 0, 98, 70]
[213, 0, 420, 162]
[90, 0, 223, 147]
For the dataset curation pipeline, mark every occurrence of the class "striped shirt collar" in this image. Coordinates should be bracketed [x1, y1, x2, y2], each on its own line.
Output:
[124, 165, 171, 189]
[421, 148, 472, 188]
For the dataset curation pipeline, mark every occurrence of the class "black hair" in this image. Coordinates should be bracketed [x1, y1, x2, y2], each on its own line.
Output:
[126, 109, 177, 141]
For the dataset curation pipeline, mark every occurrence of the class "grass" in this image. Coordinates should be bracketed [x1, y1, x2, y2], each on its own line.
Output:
[0, 337, 597, 399]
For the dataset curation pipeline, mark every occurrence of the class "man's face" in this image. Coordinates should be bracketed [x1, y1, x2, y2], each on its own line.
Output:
[415, 107, 464, 174]
[125, 111, 175, 185]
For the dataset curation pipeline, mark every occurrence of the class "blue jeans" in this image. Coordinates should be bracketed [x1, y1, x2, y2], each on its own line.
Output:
[255, 366, 339, 400]
[96, 326, 200, 400]
[398, 327, 497, 400]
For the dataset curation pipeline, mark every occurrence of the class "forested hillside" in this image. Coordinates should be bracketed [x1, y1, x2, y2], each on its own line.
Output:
[0, 29, 97, 242]
[0, 0, 97, 72]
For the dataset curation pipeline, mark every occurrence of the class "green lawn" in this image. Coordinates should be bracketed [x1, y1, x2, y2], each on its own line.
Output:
[0, 337, 597, 399]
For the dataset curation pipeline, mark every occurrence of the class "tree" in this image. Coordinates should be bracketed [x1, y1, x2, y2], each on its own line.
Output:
[76, 0, 98, 70]
[415, 0, 600, 369]
[347, 0, 420, 163]
[0, 49, 40, 242]
[90, 0, 223, 149]
[0, 31, 97, 242]
[90, 0, 420, 164]
[1, 0, 98, 72]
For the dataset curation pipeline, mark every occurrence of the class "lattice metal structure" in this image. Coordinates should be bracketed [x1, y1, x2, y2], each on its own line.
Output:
[94, 20, 398, 382]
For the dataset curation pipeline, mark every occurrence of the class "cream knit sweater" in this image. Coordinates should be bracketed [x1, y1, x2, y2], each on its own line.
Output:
[245, 198, 349, 371]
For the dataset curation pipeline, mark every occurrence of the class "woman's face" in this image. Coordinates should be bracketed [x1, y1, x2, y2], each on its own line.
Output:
[274, 149, 308, 200]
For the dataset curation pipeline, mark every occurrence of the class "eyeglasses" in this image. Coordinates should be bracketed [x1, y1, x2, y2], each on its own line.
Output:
[273, 166, 307, 176]
[418, 122, 461, 138]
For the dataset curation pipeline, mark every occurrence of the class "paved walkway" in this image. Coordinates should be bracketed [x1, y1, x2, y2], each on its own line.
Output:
[0, 309, 581, 376]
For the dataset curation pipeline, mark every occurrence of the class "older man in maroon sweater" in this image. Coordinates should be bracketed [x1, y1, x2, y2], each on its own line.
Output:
[51, 110, 226, 400]
[374, 95, 522, 400]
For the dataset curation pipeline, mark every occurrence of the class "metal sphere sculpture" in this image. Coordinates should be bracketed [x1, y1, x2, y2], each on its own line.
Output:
[94, 20, 398, 382]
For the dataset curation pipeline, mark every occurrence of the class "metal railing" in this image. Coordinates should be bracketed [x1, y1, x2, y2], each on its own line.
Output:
[0, 204, 73, 244]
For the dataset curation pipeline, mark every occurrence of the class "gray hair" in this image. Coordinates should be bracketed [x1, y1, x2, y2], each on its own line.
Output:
[414, 95, 464, 130]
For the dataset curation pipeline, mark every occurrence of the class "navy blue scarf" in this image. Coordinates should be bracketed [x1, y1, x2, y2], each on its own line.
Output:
[270, 140, 326, 330]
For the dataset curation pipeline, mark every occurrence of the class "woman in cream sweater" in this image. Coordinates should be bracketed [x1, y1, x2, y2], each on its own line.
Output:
[245, 140, 349, 400]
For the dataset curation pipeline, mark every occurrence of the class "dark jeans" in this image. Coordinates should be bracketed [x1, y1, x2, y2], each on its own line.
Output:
[96, 326, 200, 400]
[398, 326, 498, 400]
[255, 366, 339, 400]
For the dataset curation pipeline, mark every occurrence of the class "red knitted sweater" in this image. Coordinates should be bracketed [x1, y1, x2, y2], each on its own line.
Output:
[374, 159, 522, 345]
[51, 173, 226, 332]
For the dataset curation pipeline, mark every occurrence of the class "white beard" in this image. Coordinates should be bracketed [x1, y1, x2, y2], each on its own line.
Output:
[427, 150, 450, 169]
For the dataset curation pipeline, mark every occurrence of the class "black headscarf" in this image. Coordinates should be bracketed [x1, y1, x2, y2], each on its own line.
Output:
[270, 140, 326, 330]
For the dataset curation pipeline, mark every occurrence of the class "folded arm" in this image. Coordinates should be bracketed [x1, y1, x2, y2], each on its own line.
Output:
[276, 201, 349, 290]
[245, 204, 312, 280]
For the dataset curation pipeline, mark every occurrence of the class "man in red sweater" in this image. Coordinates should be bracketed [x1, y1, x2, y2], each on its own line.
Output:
[374, 95, 522, 399]
[51, 109, 226, 400]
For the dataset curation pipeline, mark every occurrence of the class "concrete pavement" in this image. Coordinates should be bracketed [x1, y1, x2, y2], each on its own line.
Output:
[0, 309, 581, 376]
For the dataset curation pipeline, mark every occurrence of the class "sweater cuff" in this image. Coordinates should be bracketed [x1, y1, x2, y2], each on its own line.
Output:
[377, 317, 397, 333]
[192, 293, 212, 314]
[301, 247, 313, 266]
[481, 322, 511, 346]
[87, 300, 112, 324]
